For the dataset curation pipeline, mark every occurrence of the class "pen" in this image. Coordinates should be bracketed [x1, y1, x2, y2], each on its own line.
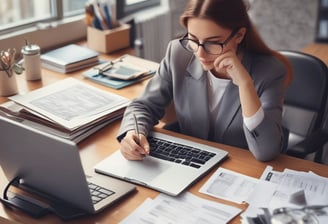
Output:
[133, 114, 141, 145]
[94, 61, 113, 74]
[103, 4, 112, 29]
[93, 55, 127, 74]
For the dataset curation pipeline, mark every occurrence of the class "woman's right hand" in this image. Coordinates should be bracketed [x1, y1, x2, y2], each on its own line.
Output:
[119, 130, 150, 160]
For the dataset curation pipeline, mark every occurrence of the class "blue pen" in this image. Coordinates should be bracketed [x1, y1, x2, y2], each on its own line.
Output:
[103, 4, 112, 29]
[92, 16, 103, 30]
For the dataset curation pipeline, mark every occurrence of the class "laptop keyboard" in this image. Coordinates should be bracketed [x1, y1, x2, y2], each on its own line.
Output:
[88, 182, 115, 204]
[148, 137, 216, 169]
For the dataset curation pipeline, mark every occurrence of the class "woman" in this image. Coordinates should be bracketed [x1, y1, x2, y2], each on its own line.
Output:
[117, 0, 292, 161]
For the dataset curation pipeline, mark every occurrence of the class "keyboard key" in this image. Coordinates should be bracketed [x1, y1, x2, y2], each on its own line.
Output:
[88, 182, 115, 204]
[99, 188, 115, 196]
[190, 163, 201, 168]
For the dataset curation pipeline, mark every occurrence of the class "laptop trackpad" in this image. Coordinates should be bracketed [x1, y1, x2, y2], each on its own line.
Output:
[95, 150, 170, 184]
[124, 156, 170, 183]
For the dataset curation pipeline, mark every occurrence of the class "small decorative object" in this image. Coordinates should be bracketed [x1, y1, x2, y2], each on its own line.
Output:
[21, 40, 41, 80]
[0, 48, 24, 96]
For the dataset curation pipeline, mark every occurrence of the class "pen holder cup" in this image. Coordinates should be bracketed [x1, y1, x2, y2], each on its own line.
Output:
[87, 24, 131, 54]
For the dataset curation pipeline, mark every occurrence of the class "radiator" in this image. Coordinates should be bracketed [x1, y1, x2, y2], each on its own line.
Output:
[134, 7, 172, 63]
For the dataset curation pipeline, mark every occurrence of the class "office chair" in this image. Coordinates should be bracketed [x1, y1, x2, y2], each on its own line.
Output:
[279, 50, 328, 163]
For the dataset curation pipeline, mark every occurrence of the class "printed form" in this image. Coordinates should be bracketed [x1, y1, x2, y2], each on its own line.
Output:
[199, 167, 259, 204]
[8, 78, 130, 130]
[120, 192, 242, 224]
[242, 166, 328, 222]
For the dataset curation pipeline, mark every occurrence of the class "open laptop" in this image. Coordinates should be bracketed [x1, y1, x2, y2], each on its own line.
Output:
[0, 115, 136, 218]
[95, 131, 228, 196]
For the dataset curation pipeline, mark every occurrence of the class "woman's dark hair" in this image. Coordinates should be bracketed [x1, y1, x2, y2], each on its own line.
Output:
[180, 0, 292, 85]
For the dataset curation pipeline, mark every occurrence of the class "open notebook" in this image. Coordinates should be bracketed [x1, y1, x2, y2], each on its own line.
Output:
[95, 131, 228, 196]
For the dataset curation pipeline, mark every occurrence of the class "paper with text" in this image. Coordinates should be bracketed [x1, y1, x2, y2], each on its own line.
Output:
[241, 166, 328, 223]
[260, 166, 328, 206]
[199, 167, 259, 204]
[8, 78, 130, 130]
[120, 192, 242, 224]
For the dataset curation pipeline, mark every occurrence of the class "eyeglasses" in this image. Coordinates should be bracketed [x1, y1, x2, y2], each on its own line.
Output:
[270, 205, 328, 224]
[179, 29, 238, 55]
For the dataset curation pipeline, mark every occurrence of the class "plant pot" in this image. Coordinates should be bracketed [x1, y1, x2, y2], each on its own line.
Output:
[0, 70, 18, 96]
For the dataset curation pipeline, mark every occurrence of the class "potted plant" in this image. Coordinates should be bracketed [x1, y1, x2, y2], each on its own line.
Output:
[0, 48, 24, 96]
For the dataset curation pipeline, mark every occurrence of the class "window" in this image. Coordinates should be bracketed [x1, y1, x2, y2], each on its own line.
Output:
[63, 0, 86, 17]
[116, 0, 161, 20]
[0, 0, 85, 32]
[316, 0, 328, 42]
[0, 0, 53, 31]
[0, 0, 87, 53]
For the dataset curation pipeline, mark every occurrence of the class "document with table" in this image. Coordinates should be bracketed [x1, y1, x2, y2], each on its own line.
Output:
[0, 77, 130, 142]
[120, 192, 242, 224]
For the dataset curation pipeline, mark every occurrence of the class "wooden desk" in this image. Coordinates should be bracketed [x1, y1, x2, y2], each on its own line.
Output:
[302, 43, 328, 66]
[1, 48, 328, 224]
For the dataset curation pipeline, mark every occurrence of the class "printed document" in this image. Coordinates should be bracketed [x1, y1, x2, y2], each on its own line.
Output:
[241, 166, 328, 223]
[120, 192, 242, 224]
[7, 78, 130, 130]
[199, 167, 259, 203]
[260, 166, 328, 206]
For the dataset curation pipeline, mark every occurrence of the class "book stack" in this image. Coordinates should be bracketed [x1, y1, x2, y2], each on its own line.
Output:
[0, 78, 130, 143]
[41, 44, 99, 73]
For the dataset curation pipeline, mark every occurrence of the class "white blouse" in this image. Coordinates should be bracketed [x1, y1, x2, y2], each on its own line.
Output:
[207, 71, 264, 131]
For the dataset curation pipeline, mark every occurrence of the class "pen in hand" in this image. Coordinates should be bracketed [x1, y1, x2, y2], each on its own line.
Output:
[133, 114, 141, 145]
[133, 114, 150, 157]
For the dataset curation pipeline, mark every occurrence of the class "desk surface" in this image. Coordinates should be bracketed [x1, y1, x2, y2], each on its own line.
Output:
[1, 46, 328, 224]
[302, 43, 328, 66]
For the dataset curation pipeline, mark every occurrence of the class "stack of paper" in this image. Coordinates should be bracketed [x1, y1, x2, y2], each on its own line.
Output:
[0, 78, 130, 143]
[41, 44, 99, 73]
[199, 167, 328, 223]
[241, 167, 328, 223]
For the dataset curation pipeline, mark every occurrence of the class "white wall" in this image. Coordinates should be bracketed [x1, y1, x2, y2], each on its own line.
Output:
[168, 0, 319, 51]
[249, 0, 319, 50]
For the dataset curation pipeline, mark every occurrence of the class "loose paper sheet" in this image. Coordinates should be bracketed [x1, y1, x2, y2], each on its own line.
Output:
[120, 192, 242, 224]
[199, 167, 259, 204]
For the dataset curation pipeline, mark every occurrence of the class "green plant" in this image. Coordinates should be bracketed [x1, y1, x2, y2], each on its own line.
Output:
[0, 48, 24, 77]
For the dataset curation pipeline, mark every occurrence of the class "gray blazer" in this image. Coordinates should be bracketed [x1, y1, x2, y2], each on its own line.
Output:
[118, 39, 287, 161]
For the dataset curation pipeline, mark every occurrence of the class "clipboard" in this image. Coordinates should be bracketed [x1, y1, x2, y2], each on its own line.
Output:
[83, 55, 159, 89]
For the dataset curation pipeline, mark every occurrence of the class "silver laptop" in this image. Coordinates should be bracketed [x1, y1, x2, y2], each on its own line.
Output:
[0, 115, 136, 217]
[95, 131, 228, 196]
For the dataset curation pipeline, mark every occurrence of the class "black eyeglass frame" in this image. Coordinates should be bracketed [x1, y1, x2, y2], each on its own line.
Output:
[179, 29, 239, 55]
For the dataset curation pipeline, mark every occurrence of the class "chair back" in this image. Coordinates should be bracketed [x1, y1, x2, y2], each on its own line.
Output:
[279, 50, 328, 149]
